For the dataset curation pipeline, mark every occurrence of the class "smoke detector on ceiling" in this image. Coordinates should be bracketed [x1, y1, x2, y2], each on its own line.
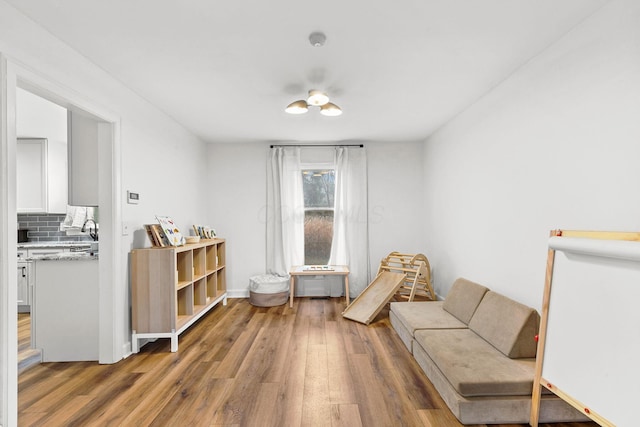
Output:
[309, 32, 326, 47]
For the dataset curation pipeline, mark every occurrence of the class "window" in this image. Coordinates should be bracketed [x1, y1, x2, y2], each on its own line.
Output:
[302, 169, 335, 264]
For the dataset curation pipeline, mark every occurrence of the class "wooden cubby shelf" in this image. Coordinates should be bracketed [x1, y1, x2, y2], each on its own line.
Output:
[131, 238, 227, 352]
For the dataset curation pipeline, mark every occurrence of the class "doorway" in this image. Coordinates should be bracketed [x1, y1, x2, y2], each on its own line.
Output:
[15, 87, 101, 369]
[1, 56, 123, 426]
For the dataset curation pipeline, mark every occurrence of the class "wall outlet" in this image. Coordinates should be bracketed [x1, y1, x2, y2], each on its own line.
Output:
[122, 222, 130, 236]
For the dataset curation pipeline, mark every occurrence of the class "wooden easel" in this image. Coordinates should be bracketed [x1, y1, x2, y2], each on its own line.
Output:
[530, 229, 640, 427]
[377, 252, 435, 301]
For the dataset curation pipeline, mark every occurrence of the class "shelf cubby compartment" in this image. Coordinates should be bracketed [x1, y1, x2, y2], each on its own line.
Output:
[206, 244, 218, 273]
[177, 284, 193, 317]
[207, 273, 217, 299]
[217, 242, 226, 269]
[176, 251, 193, 287]
[193, 247, 206, 279]
[217, 267, 226, 294]
[193, 277, 208, 307]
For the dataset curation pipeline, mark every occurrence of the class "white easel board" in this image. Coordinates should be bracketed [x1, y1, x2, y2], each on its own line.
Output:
[531, 230, 640, 427]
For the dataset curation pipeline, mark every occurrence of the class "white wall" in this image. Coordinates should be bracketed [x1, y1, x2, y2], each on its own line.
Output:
[207, 141, 425, 296]
[2, 5, 209, 420]
[422, 0, 640, 309]
[206, 142, 269, 297]
[367, 141, 426, 270]
[1, 0, 207, 357]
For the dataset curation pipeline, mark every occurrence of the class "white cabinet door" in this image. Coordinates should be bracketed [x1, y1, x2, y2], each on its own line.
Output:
[67, 110, 99, 206]
[17, 263, 29, 307]
[47, 138, 69, 213]
[33, 259, 99, 361]
[17, 88, 69, 213]
[17, 138, 48, 213]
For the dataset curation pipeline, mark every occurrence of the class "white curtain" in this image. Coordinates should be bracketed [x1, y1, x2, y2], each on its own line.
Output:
[329, 147, 370, 297]
[266, 147, 304, 276]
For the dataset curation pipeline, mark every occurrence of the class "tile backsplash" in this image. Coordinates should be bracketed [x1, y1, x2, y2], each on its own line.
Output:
[18, 213, 94, 242]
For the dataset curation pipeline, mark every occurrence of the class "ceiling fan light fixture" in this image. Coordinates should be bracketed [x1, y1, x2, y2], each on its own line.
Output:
[307, 90, 329, 106]
[320, 102, 342, 116]
[286, 89, 341, 116]
[285, 100, 309, 114]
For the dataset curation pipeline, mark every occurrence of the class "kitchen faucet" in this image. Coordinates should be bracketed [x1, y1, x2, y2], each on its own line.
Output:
[81, 219, 99, 241]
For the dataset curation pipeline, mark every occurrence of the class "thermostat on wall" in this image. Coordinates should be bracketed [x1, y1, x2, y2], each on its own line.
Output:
[127, 191, 140, 204]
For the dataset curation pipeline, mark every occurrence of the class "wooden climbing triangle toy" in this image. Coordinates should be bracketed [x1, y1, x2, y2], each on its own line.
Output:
[377, 252, 435, 302]
[342, 251, 434, 325]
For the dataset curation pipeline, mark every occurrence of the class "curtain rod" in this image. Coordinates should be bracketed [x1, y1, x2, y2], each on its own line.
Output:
[270, 144, 364, 148]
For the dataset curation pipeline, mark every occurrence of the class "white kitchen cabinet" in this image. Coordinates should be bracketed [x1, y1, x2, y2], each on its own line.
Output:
[17, 88, 69, 213]
[67, 110, 99, 206]
[16, 138, 68, 214]
[17, 251, 30, 312]
[17, 261, 31, 312]
[17, 248, 67, 312]
[47, 138, 68, 213]
[32, 258, 99, 362]
[17, 138, 48, 213]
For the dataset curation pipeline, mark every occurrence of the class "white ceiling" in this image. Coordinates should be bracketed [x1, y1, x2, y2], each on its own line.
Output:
[7, 0, 608, 144]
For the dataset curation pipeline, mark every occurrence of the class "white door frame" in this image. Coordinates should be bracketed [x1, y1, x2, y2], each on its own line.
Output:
[0, 54, 123, 426]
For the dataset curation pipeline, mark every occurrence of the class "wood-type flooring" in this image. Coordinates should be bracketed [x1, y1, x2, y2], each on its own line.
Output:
[18, 298, 597, 427]
[18, 313, 41, 373]
[18, 313, 30, 354]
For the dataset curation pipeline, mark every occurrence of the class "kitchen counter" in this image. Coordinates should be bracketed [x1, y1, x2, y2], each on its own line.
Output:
[29, 252, 98, 261]
[18, 241, 92, 249]
[19, 241, 98, 261]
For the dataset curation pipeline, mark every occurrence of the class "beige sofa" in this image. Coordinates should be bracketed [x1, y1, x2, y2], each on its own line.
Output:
[390, 278, 588, 425]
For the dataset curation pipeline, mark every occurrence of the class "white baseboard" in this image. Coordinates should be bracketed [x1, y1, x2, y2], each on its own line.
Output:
[227, 289, 249, 298]
[122, 342, 132, 359]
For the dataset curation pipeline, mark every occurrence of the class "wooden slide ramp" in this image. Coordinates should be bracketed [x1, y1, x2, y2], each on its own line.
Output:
[342, 271, 406, 325]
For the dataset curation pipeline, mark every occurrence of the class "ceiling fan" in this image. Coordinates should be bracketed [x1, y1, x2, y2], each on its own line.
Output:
[284, 32, 342, 117]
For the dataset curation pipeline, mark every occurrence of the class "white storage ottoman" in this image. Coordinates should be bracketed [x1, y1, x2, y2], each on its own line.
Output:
[249, 274, 289, 307]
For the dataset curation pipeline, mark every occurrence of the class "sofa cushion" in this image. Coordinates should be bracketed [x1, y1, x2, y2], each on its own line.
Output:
[389, 310, 416, 352]
[468, 291, 539, 358]
[390, 301, 468, 335]
[442, 278, 489, 324]
[414, 328, 535, 397]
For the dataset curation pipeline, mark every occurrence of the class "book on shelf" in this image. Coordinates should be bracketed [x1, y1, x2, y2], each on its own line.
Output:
[152, 224, 170, 247]
[144, 224, 159, 247]
[144, 224, 170, 247]
[193, 224, 216, 239]
[155, 215, 185, 246]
